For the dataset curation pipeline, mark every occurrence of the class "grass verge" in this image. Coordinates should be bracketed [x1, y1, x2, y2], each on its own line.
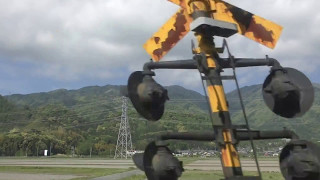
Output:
[120, 170, 284, 180]
[0, 166, 131, 180]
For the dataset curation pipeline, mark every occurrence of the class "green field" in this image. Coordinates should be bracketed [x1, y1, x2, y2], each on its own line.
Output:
[0, 156, 283, 180]
[0, 166, 130, 180]
[0, 166, 284, 180]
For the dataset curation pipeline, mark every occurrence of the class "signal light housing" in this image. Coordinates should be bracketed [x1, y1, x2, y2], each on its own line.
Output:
[262, 67, 314, 118]
[132, 141, 184, 180]
[280, 140, 320, 180]
[127, 71, 168, 121]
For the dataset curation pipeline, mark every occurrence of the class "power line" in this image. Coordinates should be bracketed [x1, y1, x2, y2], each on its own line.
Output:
[130, 117, 212, 126]
[63, 116, 121, 129]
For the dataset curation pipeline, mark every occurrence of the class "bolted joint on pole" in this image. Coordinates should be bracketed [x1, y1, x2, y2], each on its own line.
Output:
[186, 0, 212, 18]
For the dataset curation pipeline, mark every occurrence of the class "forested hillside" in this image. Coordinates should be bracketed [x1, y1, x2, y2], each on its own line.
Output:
[0, 84, 319, 157]
[0, 85, 210, 156]
[228, 84, 320, 141]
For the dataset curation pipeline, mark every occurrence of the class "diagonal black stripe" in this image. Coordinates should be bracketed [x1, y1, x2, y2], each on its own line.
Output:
[223, 1, 253, 33]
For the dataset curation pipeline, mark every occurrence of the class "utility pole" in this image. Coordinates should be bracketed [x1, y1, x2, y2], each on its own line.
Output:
[49, 143, 52, 157]
[71, 146, 75, 157]
[114, 96, 133, 159]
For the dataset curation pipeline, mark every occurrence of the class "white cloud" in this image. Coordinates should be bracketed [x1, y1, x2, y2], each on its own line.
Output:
[0, 0, 177, 81]
[156, 69, 202, 89]
[0, 0, 319, 93]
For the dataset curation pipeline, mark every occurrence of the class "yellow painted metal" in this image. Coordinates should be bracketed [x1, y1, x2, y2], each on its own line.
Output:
[207, 56, 215, 68]
[169, 0, 283, 49]
[213, 0, 282, 49]
[186, 0, 211, 14]
[193, 33, 217, 67]
[221, 130, 241, 167]
[142, 0, 281, 177]
[186, 0, 242, 174]
[207, 85, 228, 112]
[184, 0, 243, 175]
[245, 15, 283, 49]
[169, 0, 211, 14]
[143, 0, 212, 61]
[222, 145, 241, 167]
[168, 0, 187, 9]
[213, 1, 246, 34]
[143, 8, 192, 61]
[195, 33, 217, 55]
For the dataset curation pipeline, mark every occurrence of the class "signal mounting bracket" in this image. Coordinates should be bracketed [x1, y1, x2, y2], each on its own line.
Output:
[191, 17, 238, 37]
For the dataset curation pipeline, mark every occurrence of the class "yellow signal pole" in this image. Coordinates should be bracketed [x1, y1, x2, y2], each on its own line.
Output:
[186, 0, 243, 177]
[142, 0, 284, 178]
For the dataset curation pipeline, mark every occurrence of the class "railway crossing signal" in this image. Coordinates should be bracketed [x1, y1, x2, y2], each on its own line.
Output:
[144, 0, 283, 61]
[127, 0, 318, 179]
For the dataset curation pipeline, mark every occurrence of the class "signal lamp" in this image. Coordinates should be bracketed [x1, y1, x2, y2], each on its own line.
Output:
[262, 68, 314, 118]
[127, 71, 168, 121]
[132, 141, 184, 180]
[280, 140, 320, 180]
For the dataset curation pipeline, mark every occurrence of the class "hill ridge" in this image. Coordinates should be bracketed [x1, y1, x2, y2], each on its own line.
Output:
[0, 83, 319, 157]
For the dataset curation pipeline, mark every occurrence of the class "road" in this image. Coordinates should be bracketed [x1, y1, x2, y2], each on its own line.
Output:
[0, 158, 280, 171]
[0, 158, 280, 179]
[0, 158, 135, 169]
[185, 160, 280, 172]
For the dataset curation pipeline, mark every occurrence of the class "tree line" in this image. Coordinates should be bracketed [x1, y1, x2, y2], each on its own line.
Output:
[0, 127, 116, 157]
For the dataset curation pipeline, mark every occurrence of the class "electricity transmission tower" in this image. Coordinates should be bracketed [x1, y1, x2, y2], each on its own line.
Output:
[114, 96, 133, 159]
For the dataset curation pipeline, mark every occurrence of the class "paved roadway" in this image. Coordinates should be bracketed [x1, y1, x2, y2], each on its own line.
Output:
[0, 158, 280, 172]
[0, 158, 280, 180]
[0, 159, 135, 169]
[185, 160, 280, 172]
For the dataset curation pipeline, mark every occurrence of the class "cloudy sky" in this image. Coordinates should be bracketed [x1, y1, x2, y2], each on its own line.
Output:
[0, 0, 319, 95]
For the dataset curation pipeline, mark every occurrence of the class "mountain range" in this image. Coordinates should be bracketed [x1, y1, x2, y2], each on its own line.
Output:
[0, 83, 319, 156]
